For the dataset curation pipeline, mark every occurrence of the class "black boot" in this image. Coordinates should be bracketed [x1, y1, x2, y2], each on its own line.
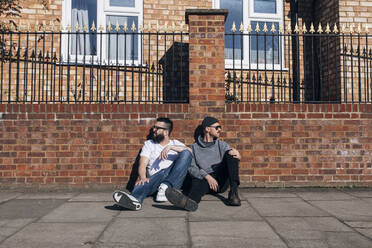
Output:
[227, 188, 241, 206]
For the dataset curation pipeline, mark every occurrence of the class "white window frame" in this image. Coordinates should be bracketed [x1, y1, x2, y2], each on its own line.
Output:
[61, 0, 143, 65]
[213, 0, 285, 70]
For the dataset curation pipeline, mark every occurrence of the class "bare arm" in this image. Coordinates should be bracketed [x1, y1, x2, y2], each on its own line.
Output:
[136, 156, 150, 185]
[160, 145, 192, 160]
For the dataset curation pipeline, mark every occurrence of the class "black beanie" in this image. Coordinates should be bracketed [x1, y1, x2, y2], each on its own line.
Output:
[202, 116, 219, 129]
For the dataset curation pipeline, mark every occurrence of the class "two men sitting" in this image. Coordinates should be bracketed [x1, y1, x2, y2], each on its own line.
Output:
[113, 116, 241, 211]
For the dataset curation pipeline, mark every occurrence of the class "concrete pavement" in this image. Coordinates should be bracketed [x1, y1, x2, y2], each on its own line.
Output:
[0, 188, 371, 248]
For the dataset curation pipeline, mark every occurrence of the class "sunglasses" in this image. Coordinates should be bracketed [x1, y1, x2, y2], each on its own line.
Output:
[209, 125, 222, 130]
[153, 125, 168, 130]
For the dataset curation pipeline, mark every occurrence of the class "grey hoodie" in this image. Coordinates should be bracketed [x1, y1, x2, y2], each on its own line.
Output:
[188, 135, 231, 179]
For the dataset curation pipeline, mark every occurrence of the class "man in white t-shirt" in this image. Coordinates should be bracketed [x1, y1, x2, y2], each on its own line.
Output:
[112, 117, 193, 211]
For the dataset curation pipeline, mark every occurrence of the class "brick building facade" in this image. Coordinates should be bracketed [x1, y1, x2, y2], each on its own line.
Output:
[0, 1, 371, 188]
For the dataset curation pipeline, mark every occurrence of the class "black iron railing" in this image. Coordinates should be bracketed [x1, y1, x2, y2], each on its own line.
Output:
[225, 23, 372, 103]
[0, 28, 189, 103]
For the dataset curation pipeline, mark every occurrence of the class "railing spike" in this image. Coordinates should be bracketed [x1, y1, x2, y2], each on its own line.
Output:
[309, 22, 315, 33]
[247, 23, 252, 33]
[341, 24, 346, 34]
[139, 24, 143, 32]
[35, 21, 40, 32]
[172, 22, 176, 32]
[66, 23, 71, 32]
[325, 23, 331, 34]
[180, 22, 184, 32]
[294, 23, 299, 33]
[107, 21, 112, 32]
[91, 21, 96, 32]
[255, 22, 261, 32]
[263, 22, 268, 32]
[286, 22, 291, 33]
[115, 21, 120, 32]
[239, 22, 244, 33]
[271, 22, 276, 33]
[231, 21, 237, 32]
[131, 20, 136, 32]
[123, 21, 128, 32]
[349, 24, 354, 34]
[365, 24, 369, 34]
[317, 23, 323, 33]
[279, 24, 284, 34]
[75, 22, 80, 32]
[333, 23, 338, 34]
[357, 23, 361, 34]
[98, 24, 104, 32]
[302, 23, 307, 33]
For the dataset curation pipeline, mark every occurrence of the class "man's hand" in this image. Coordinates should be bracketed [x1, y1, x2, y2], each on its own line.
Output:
[205, 174, 219, 192]
[160, 145, 172, 160]
[135, 177, 149, 186]
[229, 148, 241, 160]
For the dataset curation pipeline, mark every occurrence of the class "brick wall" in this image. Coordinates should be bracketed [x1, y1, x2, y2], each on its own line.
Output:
[0, 103, 371, 188]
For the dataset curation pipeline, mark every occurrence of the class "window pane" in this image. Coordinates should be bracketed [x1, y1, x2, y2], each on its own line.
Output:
[71, 0, 97, 55]
[254, 0, 276, 14]
[221, 0, 243, 60]
[106, 15, 138, 61]
[110, 0, 135, 7]
[250, 21, 279, 64]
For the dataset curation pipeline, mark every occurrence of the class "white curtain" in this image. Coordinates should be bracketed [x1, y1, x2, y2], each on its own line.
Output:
[107, 16, 136, 61]
[71, 0, 91, 55]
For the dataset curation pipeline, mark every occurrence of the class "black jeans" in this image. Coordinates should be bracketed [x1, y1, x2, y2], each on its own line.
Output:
[187, 152, 240, 203]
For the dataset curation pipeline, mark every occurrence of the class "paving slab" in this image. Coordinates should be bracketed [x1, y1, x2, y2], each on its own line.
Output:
[0, 193, 22, 204]
[68, 192, 113, 202]
[340, 190, 372, 198]
[16, 192, 77, 200]
[116, 198, 188, 218]
[189, 200, 262, 221]
[40, 202, 117, 223]
[248, 198, 329, 217]
[0, 199, 66, 219]
[296, 192, 357, 201]
[190, 221, 287, 248]
[242, 192, 297, 198]
[355, 228, 372, 239]
[0, 222, 106, 248]
[267, 217, 352, 240]
[309, 200, 372, 221]
[98, 217, 189, 247]
[0, 218, 34, 243]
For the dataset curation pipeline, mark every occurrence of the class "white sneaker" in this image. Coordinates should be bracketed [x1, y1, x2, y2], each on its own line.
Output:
[113, 190, 142, 211]
[156, 183, 168, 202]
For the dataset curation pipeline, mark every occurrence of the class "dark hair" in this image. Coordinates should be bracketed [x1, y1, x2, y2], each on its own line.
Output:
[156, 117, 173, 135]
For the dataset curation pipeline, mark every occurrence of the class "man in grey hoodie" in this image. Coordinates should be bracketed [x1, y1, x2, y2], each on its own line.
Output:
[166, 116, 241, 211]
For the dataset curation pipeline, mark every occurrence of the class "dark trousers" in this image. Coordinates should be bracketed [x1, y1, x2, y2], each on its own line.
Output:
[187, 152, 240, 203]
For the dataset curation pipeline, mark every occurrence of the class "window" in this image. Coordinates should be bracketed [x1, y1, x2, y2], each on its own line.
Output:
[62, 0, 142, 63]
[214, 0, 283, 69]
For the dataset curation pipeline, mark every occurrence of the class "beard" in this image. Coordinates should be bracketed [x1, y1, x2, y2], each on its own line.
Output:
[153, 133, 165, 143]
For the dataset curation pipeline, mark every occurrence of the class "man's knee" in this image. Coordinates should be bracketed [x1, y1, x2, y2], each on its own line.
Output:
[178, 149, 192, 160]
[224, 151, 240, 163]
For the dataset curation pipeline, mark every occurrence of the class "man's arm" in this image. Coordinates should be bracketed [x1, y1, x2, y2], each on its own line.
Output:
[136, 156, 150, 185]
[160, 145, 192, 160]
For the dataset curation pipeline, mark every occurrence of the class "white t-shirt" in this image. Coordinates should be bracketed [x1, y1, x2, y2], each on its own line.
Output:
[140, 139, 185, 177]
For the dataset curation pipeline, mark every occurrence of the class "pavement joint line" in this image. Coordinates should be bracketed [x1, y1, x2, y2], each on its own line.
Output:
[185, 212, 192, 248]
[298, 197, 372, 243]
[245, 197, 291, 248]
[0, 198, 69, 246]
[0, 193, 24, 206]
[92, 205, 122, 248]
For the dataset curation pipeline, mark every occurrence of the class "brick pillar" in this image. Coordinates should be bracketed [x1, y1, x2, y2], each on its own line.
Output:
[186, 9, 228, 115]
